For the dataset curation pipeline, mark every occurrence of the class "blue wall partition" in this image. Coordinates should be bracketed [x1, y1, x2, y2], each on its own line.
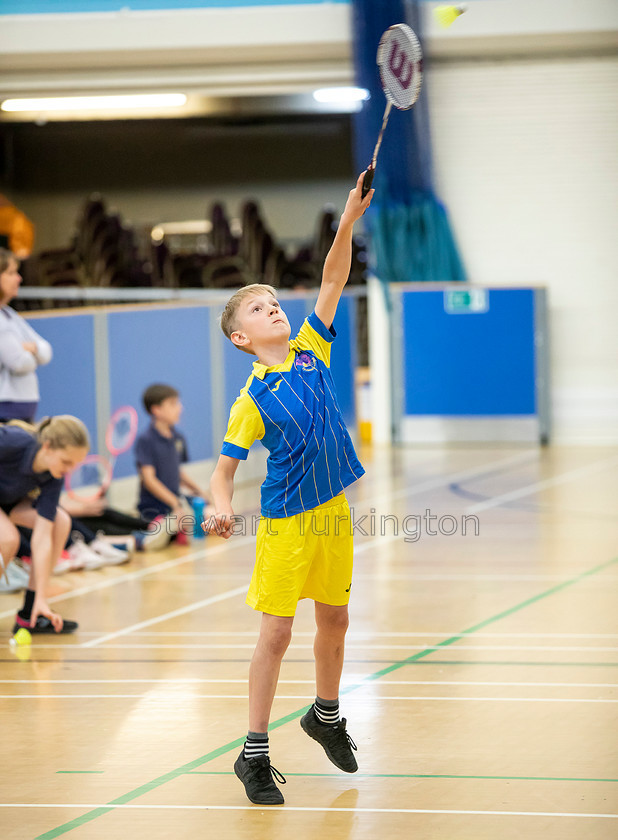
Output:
[402, 289, 537, 415]
[331, 295, 357, 427]
[32, 313, 99, 444]
[106, 306, 213, 478]
[222, 338, 254, 421]
[391, 286, 549, 442]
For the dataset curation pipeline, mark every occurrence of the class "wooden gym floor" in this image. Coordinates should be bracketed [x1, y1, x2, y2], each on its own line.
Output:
[1, 443, 617, 839]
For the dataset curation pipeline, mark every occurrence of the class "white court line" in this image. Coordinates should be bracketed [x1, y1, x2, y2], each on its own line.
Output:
[343, 453, 540, 548]
[353, 574, 618, 582]
[95, 630, 618, 638]
[80, 585, 248, 648]
[347, 680, 618, 688]
[140, 573, 248, 580]
[0, 679, 616, 688]
[465, 453, 618, 515]
[0, 804, 615, 818]
[1, 694, 615, 703]
[36, 642, 618, 651]
[0, 452, 536, 624]
[387, 451, 537, 504]
[159, 573, 618, 582]
[77, 530, 401, 648]
[1, 450, 608, 641]
[0, 536, 255, 622]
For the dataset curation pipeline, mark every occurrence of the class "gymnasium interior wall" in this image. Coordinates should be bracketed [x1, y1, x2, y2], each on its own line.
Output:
[428, 53, 618, 445]
[2, 0, 616, 445]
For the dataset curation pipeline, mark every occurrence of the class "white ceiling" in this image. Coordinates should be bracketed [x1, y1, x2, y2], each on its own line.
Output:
[0, 0, 615, 120]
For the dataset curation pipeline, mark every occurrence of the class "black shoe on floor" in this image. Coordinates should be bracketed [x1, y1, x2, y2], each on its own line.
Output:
[13, 615, 78, 635]
[233, 750, 286, 805]
[300, 706, 358, 773]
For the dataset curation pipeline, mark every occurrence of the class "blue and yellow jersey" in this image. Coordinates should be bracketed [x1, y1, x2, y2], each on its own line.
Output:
[222, 311, 364, 518]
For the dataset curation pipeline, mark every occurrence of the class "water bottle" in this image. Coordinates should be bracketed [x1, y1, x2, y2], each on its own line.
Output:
[191, 496, 206, 539]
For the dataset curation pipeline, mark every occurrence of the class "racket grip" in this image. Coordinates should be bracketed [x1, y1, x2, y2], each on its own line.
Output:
[362, 166, 375, 199]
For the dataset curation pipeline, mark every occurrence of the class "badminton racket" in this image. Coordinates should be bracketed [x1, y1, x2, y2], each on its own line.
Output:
[104, 404, 138, 461]
[64, 454, 113, 503]
[65, 405, 138, 502]
[362, 23, 423, 198]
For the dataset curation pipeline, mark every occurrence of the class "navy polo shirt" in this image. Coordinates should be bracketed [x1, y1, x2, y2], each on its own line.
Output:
[135, 423, 188, 519]
[0, 425, 62, 521]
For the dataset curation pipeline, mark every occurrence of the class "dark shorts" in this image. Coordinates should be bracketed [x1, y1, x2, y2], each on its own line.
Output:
[1, 497, 40, 519]
[1, 500, 21, 517]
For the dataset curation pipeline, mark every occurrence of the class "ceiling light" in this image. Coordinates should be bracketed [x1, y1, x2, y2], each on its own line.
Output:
[312, 87, 370, 104]
[1, 93, 188, 113]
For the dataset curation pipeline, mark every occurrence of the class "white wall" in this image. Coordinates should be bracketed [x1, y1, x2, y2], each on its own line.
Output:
[428, 55, 618, 444]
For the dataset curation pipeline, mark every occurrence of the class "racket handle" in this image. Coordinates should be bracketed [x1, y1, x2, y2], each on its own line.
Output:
[362, 166, 375, 199]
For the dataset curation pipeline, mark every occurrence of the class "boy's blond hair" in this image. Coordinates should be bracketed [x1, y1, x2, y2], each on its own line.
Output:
[220, 283, 277, 354]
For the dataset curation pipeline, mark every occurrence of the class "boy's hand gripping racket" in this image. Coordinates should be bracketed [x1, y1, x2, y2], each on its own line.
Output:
[65, 405, 138, 502]
[362, 23, 423, 198]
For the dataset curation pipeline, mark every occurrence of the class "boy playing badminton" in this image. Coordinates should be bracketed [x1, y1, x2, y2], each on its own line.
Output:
[205, 172, 373, 805]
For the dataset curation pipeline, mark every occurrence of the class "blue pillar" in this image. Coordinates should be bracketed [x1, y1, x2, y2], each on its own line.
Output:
[351, 0, 465, 283]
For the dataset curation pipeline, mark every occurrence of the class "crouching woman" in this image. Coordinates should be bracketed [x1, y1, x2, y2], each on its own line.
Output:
[0, 415, 89, 634]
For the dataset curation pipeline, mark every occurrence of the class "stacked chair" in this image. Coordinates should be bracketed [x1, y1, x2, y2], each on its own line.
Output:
[23, 193, 368, 307]
[28, 196, 150, 305]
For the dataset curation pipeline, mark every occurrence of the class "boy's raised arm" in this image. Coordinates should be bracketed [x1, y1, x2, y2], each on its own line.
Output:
[315, 171, 373, 330]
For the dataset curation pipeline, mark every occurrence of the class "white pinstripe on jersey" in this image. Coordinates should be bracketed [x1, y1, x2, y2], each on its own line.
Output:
[221, 312, 364, 518]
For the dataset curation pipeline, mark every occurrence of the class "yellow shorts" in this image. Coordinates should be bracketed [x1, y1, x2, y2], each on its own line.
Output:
[246, 493, 354, 617]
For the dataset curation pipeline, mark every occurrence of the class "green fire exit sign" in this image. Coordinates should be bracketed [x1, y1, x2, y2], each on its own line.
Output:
[444, 289, 489, 314]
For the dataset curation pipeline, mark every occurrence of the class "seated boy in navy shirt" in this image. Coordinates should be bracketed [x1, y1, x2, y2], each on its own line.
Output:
[134, 384, 207, 548]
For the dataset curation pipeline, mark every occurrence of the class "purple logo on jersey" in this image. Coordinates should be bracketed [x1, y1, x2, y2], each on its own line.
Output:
[295, 351, 316, 372]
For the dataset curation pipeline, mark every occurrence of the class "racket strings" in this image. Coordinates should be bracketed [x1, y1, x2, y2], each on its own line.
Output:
[377, 25, 423, 110]
[65, 456, 111, 500]
[109, 416, 133, 452]
[105, 406, 138, 457]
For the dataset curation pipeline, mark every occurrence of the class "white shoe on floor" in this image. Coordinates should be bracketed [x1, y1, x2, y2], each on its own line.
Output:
[67, 536, 104, 570]
[134, 515, 173, 551]
[53, 550, 77, 574]
[0, 557, 30, 593]
[90, 536, 131, 566]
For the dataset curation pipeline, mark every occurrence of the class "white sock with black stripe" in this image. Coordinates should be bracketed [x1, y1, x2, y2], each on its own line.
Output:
[244, 731, 269, 761]
[314, 696, 340, 726]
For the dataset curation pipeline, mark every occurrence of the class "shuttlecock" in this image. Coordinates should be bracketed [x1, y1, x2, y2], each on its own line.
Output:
[12, 627, 32, 646]
[434, 4, 467, 29]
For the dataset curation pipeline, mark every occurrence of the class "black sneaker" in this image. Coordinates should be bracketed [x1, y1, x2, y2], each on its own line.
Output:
[233, 750, 286, 805]
[13, 615, 78, 635]
[300, 706, 358, 773]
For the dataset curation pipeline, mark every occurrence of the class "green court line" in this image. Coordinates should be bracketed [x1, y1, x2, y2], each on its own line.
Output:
[186, 771, 618, 783]
[340, 557, 618, 694]
[37, 555, 618, 840]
